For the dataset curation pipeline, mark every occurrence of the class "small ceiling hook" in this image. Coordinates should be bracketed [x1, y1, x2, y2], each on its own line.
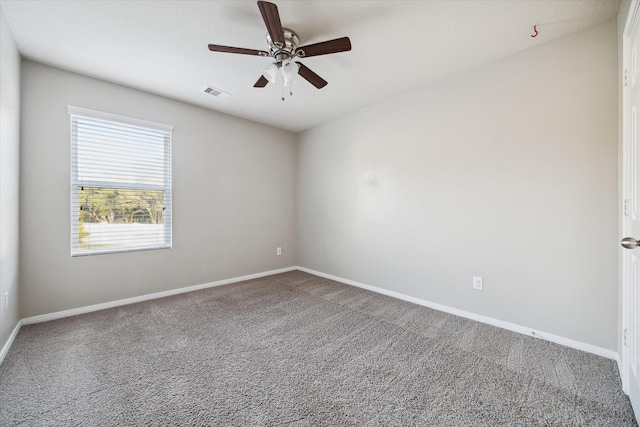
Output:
[531, 25, 538, 38]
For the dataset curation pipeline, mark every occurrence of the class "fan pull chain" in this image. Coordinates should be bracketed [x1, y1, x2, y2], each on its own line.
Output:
[281, 78, 285, 101]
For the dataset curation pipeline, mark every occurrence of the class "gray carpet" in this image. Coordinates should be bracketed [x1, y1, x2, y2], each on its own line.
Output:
[0, 271, 636, 426]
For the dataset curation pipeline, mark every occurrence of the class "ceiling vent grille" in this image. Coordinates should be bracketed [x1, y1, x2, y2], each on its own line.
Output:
[202, 86, 231, 99]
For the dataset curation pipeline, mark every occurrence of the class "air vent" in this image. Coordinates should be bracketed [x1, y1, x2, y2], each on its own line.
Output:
[202, 86, 231, 99]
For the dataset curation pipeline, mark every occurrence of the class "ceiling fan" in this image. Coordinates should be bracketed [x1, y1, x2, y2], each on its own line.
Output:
[207, 1, 352, 93]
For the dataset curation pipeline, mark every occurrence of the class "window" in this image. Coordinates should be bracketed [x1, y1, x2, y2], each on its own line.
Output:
[69, 106, 172, 256]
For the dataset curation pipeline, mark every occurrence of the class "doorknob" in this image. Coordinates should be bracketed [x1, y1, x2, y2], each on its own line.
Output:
[622, 237, 640, 249]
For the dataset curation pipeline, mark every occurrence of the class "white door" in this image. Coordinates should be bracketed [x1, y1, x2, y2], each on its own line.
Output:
[622, 0, 640, 419]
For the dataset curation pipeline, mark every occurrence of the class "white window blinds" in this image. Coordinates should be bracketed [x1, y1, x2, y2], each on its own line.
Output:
[69, 106, 172, 256]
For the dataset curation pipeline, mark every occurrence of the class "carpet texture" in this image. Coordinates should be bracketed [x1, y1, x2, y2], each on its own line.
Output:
[0, 271, 636, 426]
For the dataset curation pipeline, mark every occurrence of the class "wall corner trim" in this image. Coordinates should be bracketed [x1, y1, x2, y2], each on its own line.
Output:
[0, 321, 22, 365]
[296, 267, 618, 361]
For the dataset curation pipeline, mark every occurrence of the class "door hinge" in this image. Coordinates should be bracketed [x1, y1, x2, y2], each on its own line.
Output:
[624, 199, 630, 217]
[624, 69, 630, 87]
[624, 328, 629, 347]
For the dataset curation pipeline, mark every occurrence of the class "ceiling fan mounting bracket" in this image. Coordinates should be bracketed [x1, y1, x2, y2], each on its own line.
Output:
[266, 28, 299, 63]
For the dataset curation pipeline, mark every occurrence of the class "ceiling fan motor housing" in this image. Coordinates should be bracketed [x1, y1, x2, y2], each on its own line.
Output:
[267, 29, 299, 63]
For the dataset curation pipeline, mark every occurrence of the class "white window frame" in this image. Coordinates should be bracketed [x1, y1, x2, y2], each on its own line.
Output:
[69, 106, 173, 256]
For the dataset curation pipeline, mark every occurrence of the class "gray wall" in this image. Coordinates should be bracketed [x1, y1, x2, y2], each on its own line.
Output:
[0, 10, 21, 351]
[20, 61, 297, 318]
[297, 21, 619, 350]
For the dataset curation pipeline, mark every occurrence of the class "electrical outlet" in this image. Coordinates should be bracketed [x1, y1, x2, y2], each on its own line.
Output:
[276, 247, 282, 256]
[473, 276, 483, 291]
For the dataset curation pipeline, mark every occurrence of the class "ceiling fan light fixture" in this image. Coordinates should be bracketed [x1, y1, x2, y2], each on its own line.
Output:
[283, 76, 296, 87]
[281, 60, 299, 79]
[262, 63, 279, 83]
[282, 60, 299, 87]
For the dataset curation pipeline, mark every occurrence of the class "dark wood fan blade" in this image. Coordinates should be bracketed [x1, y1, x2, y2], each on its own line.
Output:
[296, 37, 351, 58]
[208, 44, 269, 56]
[254, 75, 269, 88]
[295, 62, 327, 89]
[257, 1, 284, 47]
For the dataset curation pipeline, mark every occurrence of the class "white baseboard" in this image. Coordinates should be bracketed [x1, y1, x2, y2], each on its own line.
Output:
[296, 267, 618, 361]
[21, 266, 297, 326]
[9, 265, 618, 363]
[0, 320, 22, 365]
[618, 355, 625, 391]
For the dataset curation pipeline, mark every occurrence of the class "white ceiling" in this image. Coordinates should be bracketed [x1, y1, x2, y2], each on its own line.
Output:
[0, 0, 621, 132]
